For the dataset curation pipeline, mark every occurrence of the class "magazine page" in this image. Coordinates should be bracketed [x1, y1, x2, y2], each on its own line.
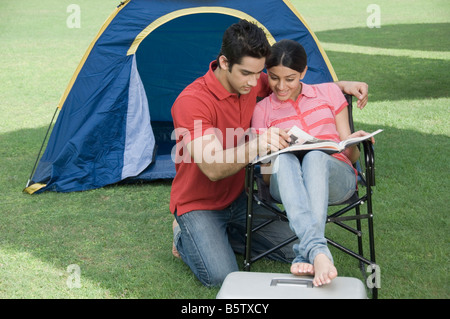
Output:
[253, 128, 382, 164]
[340, 129, 383, 148]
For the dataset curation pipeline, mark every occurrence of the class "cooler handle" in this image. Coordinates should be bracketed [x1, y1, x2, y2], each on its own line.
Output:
[270, 278, 314, 288]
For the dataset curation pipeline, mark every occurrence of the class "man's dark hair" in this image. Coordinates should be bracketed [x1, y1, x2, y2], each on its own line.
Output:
[217, 20, 271, 71]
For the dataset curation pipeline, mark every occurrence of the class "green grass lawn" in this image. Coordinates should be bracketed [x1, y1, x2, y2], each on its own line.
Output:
[0, 0, 448, 299]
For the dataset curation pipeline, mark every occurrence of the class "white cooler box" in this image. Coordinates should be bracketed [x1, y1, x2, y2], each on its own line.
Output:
[217, 271, 367, 299]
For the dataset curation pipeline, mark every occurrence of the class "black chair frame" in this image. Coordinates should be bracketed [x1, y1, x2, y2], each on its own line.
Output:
[243, 95, 378, 299]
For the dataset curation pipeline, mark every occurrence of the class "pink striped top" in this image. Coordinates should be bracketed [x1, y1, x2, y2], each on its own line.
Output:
[251, 82, 354, 170]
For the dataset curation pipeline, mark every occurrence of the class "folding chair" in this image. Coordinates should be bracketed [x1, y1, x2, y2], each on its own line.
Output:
[243, 95, 378, 299]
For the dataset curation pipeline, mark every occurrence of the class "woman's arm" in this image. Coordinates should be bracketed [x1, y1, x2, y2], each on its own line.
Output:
[335, 106, 375, 163]
[335, 106, 360, 163]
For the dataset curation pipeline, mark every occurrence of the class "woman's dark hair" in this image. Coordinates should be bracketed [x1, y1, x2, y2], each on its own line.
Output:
[266, 39, 307, 73]
[217, 20, 271, 71]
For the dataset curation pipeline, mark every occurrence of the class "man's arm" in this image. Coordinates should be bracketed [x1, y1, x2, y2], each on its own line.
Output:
[335, 81, 369, 109]
[186, 128, 291, 181]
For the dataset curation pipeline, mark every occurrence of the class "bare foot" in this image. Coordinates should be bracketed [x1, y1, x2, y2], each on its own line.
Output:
[172, 219, 181, 258]
[290, 262, 314, 276]
[312, 254, 337, 286]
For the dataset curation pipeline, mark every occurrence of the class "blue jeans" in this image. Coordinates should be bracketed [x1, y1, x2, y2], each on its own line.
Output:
[269, 151, 356, 265]
[173, 192, 296, 287]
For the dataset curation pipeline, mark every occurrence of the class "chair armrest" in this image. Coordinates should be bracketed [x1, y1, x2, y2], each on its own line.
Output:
[361, 139, 375, 186]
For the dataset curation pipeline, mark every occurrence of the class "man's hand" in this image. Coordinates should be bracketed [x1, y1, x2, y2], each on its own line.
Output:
[336, 81, 369, 109]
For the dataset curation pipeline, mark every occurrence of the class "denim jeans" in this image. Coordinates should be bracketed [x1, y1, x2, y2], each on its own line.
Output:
[173, 192, 296, 287]
[269, 151, 356, 265]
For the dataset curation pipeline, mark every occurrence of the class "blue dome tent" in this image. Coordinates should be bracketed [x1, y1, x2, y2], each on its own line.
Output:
[25, 0, 337, 194]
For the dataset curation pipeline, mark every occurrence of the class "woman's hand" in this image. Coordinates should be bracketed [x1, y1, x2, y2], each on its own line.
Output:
[258, 127, 291, 155]
[343, 130, 374, 163]
[346, 130, 375, 144]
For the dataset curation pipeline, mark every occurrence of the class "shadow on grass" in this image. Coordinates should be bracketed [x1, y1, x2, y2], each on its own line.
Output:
[311, 23, 450, 102]
[316, 23, 450, 52]
[1, 126, 214, 298]
[325, 50, 450, 101]
[1, 122, 448, 298]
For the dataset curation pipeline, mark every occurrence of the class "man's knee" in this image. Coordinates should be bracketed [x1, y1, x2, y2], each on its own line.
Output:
[205, 270, 232, 287]
[195, 262, 237, 287]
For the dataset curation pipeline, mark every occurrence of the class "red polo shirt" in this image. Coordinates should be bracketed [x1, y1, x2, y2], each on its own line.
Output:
[170, 61, 270, 216]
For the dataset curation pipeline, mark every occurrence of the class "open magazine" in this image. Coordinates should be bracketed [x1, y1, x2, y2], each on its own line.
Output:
[254, 126, 383, 163]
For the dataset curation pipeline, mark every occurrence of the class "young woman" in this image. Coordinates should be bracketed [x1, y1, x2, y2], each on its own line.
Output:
[251, 39, 374, 286]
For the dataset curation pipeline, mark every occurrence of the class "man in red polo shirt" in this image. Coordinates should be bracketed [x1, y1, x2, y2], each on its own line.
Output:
[170, 20, 369, 287]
